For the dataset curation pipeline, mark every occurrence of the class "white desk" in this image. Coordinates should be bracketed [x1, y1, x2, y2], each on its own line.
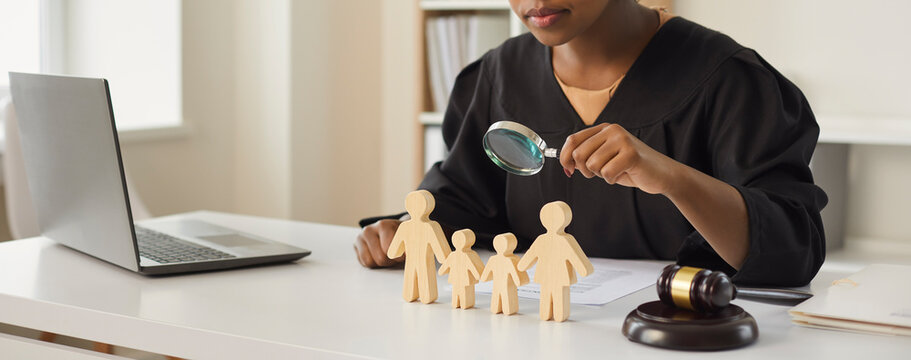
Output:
[0, 211, 908, 359]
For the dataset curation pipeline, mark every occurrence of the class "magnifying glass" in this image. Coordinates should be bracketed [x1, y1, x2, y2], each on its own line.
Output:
[483, 121, 560, 176]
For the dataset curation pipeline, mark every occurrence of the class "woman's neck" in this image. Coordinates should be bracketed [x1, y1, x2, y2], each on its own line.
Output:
[552, 1, 658, 90]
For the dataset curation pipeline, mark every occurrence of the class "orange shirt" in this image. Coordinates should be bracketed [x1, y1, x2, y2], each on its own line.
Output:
[555, 8, 674, 125]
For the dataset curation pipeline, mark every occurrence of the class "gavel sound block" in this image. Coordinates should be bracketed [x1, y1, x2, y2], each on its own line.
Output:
[622, 265, 813, 351]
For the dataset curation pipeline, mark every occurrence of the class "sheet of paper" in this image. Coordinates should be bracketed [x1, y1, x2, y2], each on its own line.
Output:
[473, 258, 667, 305]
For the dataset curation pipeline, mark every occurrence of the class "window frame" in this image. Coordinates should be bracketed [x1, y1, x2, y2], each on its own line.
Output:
[40, 0, 190, 143]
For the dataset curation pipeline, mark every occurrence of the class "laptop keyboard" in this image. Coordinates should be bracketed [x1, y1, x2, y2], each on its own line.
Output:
[135, 226, 236, 264]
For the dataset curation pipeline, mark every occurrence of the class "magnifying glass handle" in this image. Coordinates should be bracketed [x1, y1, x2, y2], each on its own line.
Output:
[543, 148, 560, 158]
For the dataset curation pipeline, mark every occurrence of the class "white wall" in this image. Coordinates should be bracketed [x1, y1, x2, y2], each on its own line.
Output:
[120, 0, 407, 228]
[119, 0, 237, 218]
[379, 0, 420, 215]
[233, 0, 292, 219]
[675, 1, 911, 245]
[289, 0, 389, 224]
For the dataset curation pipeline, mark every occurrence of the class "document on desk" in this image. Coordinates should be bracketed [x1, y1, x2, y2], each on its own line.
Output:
[473, 258, 666, 305]
[789, 264, 911, 336]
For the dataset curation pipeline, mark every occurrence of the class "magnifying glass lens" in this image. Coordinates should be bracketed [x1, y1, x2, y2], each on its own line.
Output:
[483, 128, 545, 175]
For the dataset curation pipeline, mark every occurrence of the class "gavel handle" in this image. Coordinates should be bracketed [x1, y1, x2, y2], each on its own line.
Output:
[734, 287, 813, 306]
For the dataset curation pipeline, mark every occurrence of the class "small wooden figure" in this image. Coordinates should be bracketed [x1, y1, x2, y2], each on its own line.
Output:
[387, 190, 452, 304]
[517, 201, 594, 322]
[438, 229, 485, 309]
[480, 233, 529, 315]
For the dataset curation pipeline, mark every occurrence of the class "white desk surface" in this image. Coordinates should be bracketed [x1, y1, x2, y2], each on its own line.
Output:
[0, 211, 908, 359]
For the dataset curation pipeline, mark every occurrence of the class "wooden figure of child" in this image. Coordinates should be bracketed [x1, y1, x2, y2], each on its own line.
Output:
[439, 229, 485, 309]
[480, 233, 529, 315]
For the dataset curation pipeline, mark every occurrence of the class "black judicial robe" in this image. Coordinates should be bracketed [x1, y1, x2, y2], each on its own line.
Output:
[374, 17, 827, 286]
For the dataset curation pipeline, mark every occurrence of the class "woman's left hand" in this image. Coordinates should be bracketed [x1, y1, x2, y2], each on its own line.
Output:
[559, 123, 683, 196]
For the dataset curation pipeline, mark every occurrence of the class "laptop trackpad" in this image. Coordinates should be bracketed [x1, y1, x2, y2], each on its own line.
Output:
[147, 219, 269, 247]
[197, 234, 266, 247]
[165, 219, 237, 236]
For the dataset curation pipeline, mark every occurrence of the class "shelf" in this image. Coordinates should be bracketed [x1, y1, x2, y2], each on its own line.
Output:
[822, 237, 911, 273]
[420, 1, 511, 11]
[817, 115, 911, 146]
[419, 112, 445, 125]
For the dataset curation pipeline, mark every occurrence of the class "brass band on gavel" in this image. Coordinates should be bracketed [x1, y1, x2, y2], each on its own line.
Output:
[657, 265, 735, 313]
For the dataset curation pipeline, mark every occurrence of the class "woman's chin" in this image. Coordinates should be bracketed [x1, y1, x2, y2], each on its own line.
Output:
[528, 29, 574, 47]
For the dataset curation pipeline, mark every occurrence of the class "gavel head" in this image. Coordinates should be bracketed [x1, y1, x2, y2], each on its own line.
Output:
[657, 264, 735, 313]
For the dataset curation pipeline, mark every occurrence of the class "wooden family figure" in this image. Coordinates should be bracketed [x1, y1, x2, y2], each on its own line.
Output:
[386, 190, 451, 304]
[438, 229, 485, 309]
[480, 233, 529, 315]
[518, 201, 594, 322]
[387, 191, 591, 322]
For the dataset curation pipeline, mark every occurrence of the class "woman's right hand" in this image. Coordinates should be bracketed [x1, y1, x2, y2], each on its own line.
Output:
[354, 219, 405, 268]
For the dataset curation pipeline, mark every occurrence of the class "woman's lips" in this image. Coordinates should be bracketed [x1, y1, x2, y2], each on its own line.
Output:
[525, 8, 568, 28]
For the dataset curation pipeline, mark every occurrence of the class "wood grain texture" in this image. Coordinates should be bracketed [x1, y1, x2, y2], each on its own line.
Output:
[387, 190, 452, 303]
[517, 201, 594, 322]
[439, 229, 485, 309]
[480, 233, 529, 315]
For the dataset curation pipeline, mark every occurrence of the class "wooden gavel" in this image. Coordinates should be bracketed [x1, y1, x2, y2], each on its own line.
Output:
[657, 264, 813, 312]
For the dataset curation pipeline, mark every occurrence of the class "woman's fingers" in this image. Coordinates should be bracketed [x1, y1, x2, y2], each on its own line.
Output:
[377, 220, 404, 263]
[354, 220, 404, 269]
[355, 235, 378, 268]
[364, 227, 398, 267]
[561, 123, 654, 185]
[599, 148, 637, 185]
[572, 137, 607, 178]
[583, 140, 621, 179]
[560, 124, 607, 173]
[560, 123, 678, 195]
[564, 124, 634, 178]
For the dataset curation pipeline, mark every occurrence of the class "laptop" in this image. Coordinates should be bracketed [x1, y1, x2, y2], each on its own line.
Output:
[8, 72, 311, 275]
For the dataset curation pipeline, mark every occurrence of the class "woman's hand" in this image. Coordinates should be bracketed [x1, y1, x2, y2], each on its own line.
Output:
[560, 123, 682, 196]
[561, 123, 750, 269]
[354, 219, 405, 268]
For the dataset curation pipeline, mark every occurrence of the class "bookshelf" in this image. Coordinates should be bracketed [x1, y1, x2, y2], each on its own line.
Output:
[420, 1, 509, 10]
[416, 1, 525, 175]
[817, 115, 911, 146]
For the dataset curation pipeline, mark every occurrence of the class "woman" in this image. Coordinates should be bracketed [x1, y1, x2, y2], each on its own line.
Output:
[356, 0, 826, 286]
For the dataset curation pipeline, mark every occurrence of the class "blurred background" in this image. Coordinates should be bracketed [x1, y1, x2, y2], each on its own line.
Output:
[0, 0, 909, 258]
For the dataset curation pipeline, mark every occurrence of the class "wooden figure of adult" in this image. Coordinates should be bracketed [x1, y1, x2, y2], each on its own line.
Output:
[387, 190, 452, 304]
[518, 201, 594, 322]
[480, 233, 529, 315]
[438, 229, 485, 309]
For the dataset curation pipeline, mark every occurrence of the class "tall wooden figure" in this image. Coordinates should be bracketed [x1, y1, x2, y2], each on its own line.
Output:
[480, 233, 529, 315]
[517, 201, 594, 322]
[438, 229, 484, 309]
[387, 190, 452, 304]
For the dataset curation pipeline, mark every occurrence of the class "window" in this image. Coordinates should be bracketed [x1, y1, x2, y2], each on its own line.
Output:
[0, 0, 40, 92]
[1, 0, 182, 131]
